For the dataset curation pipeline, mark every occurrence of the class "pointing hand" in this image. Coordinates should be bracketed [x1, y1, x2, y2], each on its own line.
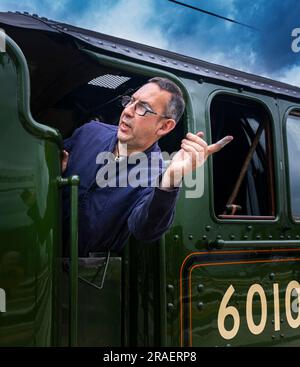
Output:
[160, 132, 233, 189]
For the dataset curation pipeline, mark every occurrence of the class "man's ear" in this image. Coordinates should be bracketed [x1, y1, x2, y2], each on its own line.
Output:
[156, 118, 176, 138]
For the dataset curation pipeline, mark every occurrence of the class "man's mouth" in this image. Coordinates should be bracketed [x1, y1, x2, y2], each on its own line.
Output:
[120, 121, 131, 132]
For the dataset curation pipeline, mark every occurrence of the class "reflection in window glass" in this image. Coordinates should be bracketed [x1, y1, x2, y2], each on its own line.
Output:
[287, 113, 300, 220]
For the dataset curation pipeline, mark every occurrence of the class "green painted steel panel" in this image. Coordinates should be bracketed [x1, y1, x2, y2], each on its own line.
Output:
[162, 78, 300, 347]
[0, 37, 62, 346]
[61, 256, 122, 346]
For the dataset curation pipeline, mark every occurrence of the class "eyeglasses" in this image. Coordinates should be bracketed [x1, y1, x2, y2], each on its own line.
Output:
[121, 95, 170, 118]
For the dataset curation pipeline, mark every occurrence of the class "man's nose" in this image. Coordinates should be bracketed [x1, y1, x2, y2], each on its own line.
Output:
[123, 101, 135, 116]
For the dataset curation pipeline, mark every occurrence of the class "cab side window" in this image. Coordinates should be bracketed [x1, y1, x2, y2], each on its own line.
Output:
[210, 94, 275, 219]
[286, 111, 300, 220]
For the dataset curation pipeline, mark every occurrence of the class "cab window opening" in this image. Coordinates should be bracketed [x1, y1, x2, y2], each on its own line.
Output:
[210, 94, 275, 219]
[32, 68, 185, 155]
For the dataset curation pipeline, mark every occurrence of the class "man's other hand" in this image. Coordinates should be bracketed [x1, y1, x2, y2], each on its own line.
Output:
[62, 150, 69, 173]
[160, 132, 233, 189]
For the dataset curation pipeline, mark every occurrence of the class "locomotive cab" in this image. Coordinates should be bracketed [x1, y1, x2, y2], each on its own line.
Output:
[1, 12, 300, 347]
[0, 13, 187, 346]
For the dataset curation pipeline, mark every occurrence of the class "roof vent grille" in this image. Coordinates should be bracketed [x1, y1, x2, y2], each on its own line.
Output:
[88, 74, 130, 89]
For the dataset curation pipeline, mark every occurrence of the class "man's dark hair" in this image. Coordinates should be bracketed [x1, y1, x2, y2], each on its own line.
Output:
[147, 77, 185, 123]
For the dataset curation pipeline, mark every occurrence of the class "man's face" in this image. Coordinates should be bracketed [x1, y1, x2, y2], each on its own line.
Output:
[117, 82, 172, 152]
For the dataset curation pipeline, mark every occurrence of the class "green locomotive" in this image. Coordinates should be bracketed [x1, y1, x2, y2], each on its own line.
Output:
[0, 11, 300, 347]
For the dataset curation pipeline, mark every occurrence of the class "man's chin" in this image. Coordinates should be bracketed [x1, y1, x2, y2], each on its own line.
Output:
[117, 130, 131, 143]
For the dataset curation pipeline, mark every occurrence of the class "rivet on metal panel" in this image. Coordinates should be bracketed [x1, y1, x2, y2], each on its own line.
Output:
[216, 240, 225, 249]
[167, 303, 174, 312]
[269, 273, 275, 280]
[243, 235, 248, 240]
[217, 235, 222, 239]
[162, 58, 166, 62]
[230, 234, 235, 240]
[195, 66, 199, 70]
[287, 235, 291, 239]
[167, 284, 174, 293]
[138, 52, 143, 56]
[271, 335, 276, 340]
[174, 235, 179, 240]
[197, 284, 204, 292]
[112, 44, 117, 48]
[198, 78, 204, 84]
[197, 302, 204, 310]
[280, 235, 284, 239]
[247, 225, 252, 231]
[188, 234, 193, 240]
[296, 235, 300, 239]
[150, 55, 155, 59]
[280, 334, 284, 338]
[205, 226, 211, 231]
[202, 235, 207, 240]
[204, 69, 209, 73]
[97, 41, 103, 45]
[269, 235, 273, 239]
[184, 64, 188, 68]
[256, 235, 261, 240]
[172, 61, 178, 65]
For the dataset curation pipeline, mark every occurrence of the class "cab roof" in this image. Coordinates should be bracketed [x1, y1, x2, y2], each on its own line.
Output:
[1, 10, 300, 101]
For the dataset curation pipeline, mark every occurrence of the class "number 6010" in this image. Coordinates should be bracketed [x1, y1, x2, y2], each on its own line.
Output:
[217, 281, 300, 340]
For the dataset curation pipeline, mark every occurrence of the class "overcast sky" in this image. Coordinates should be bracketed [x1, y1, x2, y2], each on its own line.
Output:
[1, 0, 300, 86]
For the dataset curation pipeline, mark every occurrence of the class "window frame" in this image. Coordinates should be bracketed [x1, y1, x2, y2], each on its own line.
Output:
[207, 90, 278, 223]
[284, 106, 300, 224]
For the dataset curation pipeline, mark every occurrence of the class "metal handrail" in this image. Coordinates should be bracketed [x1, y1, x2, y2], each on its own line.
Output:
[214, 239, 300, 249]
[58, 175, 80, 347]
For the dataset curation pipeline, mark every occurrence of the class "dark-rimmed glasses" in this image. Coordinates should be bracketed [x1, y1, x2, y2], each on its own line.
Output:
[121, 95, 170, 118]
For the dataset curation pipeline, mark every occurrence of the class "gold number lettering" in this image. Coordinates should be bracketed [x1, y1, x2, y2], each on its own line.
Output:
[218, 285, 240, 340]
[246, 284, 267, 335]
[273, 283, 280, 331]
[285, 280, 300, 328]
